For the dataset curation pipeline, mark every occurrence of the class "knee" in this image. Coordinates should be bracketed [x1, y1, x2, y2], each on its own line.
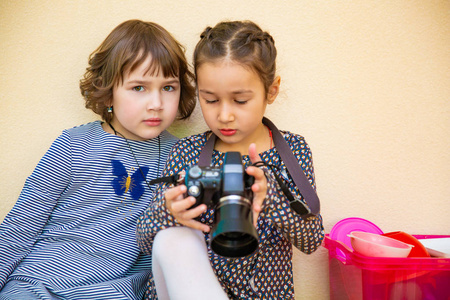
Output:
[153, 227, 206, 261]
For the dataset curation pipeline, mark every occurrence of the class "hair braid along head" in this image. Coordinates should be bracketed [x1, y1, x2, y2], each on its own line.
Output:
[200, 26, 213, 39]
[194, 20, 278, 94]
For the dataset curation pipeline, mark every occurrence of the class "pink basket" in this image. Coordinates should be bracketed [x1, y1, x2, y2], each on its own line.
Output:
[322, 234, 450, 300]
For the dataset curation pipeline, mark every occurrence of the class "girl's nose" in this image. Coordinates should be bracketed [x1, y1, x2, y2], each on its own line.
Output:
[218, 103, 234, 123]
[147, 92, 163, 110]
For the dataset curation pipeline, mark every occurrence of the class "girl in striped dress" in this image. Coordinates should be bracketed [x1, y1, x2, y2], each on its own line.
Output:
[0, 19, 195, 300]
[137, 20, 324, 300]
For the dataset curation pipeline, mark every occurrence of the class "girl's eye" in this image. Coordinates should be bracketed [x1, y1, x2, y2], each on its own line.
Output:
[163, 86, 174, 92]
[133, 86, 145, 92]
[204, 99, 218, 104]
[235, 100, 248, 104]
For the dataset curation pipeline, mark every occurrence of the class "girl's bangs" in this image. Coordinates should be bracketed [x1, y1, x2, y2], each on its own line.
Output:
[127, 39, 180, 79]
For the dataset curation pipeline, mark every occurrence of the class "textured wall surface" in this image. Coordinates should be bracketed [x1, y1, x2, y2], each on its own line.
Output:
[1, 1, 449, 299]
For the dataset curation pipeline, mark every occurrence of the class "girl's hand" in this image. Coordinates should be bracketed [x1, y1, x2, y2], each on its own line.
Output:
[246, 143, 267, 226]
[164, 185, 210, 232]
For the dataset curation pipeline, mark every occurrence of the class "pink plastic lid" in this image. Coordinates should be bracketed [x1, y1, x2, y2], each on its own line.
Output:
[330, 217, 383, 251]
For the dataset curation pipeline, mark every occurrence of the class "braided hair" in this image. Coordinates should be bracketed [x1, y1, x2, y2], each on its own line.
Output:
[193, 20, 277, 94]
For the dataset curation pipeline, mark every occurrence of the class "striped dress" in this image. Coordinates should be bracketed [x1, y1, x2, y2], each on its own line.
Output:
[0, 121, 177, 300]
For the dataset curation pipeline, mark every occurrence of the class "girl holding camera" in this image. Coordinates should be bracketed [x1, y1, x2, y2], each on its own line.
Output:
[137, 20, 324, 300]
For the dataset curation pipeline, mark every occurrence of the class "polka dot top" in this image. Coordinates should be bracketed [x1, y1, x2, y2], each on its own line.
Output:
[137, 130, 324, 299]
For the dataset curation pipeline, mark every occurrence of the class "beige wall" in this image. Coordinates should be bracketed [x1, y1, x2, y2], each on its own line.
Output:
[1, 1, 449, 299]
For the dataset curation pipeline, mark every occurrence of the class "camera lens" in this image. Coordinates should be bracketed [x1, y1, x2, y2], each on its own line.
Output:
[223, 232, 245, 239]
[210, 195, 258, 258]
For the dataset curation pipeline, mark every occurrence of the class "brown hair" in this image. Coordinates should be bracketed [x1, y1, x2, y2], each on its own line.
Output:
[80, 19, 196, 122]
[193, 20, 277, 94]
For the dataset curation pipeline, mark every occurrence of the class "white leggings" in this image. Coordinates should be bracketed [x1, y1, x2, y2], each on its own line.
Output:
[152, 227, 229, 300]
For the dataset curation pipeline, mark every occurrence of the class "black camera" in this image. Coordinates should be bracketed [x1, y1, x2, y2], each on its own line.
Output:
[184, 151, 258, 258]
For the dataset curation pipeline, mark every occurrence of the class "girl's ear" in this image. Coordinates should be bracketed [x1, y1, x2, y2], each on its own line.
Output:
[267, 76, 281, 104]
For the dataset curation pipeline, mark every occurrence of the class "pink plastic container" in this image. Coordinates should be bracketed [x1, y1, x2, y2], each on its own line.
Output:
[323, 234, 450, 300]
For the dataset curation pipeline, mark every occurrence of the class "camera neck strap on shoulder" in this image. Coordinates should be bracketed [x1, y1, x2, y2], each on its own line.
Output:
[198, 117, 320, 217]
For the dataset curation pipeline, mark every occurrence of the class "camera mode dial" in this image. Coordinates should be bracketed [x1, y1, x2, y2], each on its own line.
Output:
[188, 165, 203, 179]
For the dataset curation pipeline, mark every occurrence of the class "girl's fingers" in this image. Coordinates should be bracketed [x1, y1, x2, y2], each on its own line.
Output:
[247, 172, 265, 226]
[175, 202, 208, 220]
[252, 211, 260, 227]
[169, 196, 196, 212]
[164, 185, 187, 206]
[248, 143, 262, 164]
[164, 185, 210, 232]
[246, 166, 264, 180]
[174, 201, 210, 232]
[182, 219, 211, 233]
[252, 192, 264, 227]
[246, 144, 267, 227]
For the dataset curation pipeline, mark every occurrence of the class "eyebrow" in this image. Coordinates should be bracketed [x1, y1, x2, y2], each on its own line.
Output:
[199, 89, 253, 95]
[126, 79, 180, 85]
[232, 90, 253, 95]
[163, 79, 180, 85]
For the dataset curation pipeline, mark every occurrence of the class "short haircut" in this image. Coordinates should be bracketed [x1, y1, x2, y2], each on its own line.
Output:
[80, 19, 196, 122]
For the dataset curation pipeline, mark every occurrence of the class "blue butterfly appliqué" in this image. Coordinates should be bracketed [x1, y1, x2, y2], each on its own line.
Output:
[111, 160, 149, 201]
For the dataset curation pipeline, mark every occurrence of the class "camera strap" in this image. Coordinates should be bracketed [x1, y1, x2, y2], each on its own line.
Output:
[198, 117, 320, 217]
[149, 174, 179, 185]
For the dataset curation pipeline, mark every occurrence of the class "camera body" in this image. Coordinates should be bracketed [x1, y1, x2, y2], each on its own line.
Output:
[184, 165, 223, 208]
[184, 151, 258, 258]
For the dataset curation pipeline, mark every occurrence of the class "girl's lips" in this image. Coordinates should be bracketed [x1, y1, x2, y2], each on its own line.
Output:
[220, 129, 236, 136]
[144, 119, 162, 126]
